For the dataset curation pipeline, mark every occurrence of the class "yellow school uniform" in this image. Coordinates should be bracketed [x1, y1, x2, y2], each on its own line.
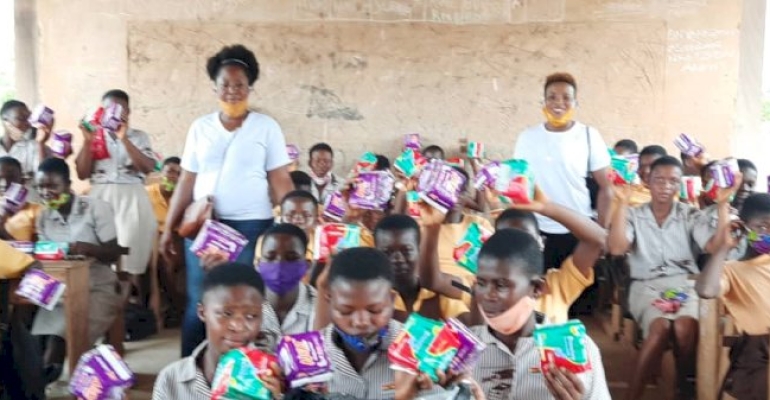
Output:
[394, 287, 469, 319]
[539, 256, 595, 324]
[5, 203, 42, 241]
[436, 214, 493, 282]
[0, 239, 35, 272]
[146, 183, 169, 233]
[719, 255, 770, 335]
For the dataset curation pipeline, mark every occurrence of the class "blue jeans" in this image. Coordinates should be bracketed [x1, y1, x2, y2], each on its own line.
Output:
[181, 218, 273, 356]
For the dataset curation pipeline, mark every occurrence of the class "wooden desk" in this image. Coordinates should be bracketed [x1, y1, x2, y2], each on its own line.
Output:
[11, 259, 92, 374]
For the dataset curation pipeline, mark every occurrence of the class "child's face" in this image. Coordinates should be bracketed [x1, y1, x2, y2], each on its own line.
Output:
[375, 229, 419, 284]
[260, 233, 305, 262]
[161, 163, 181, 185]
[638, 154, 662, 185]
[734, 167, 758, 208]
[282, 198, 318, 231]
[745, 214, 770, 235]
[474, 256, 538, 318]
[648, 165, 682, 205]
[310, 150, 334, 177]
[424, 149, 444, 161]
[0, 164, 22, 191]
[198, 285, 263, 355]
[328, 278, 394, 339]
[613, 146, 632, 156]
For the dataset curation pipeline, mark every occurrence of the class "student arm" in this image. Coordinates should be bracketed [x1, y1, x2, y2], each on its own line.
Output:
[74, 125, 94, 180]
[607, 187, 632, 255]
[312, 261, 331, 330]
[119, 136, 155, 174]
[70, 238, 122, 264]
[267, 165, 294, 207]
[695, 246, 729, 299]
[419, 224, 470, 300]
[160, 170, 196, 260]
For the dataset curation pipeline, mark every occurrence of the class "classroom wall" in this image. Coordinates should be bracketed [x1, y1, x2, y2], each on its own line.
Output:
[15, 0, 766, 182]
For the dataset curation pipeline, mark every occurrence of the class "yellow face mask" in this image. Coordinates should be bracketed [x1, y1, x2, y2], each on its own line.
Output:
[542, 106, 575, 129]
[219, 100, 249, 119]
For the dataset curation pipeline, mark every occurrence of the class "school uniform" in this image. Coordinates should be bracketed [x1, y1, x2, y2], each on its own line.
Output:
[310, 173, 341, 205]
[0, 139, 42, 182]
[624, 202, 714, 337]
[146, 182, 169, 233]
[258, 283, 317, 351]
[152, 341, 211, 400]
[540, 256, 595, 324]
[469, 324, 611, 400]
[393, 287, 469, 320]
[89, 128, 157, 275]
[32, 196, 121, 344]
[4, 203, 42, 241]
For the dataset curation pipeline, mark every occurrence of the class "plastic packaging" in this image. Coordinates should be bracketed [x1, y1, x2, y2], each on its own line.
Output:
[15, 268, 66, 311]
[388, 313, 460, 382]
[453, 222, 493, 275]
[28, 104, 54, 128]
[69, 345, 134, 400]
[674, 133, 705, 158]
[417, 161, 467, 214]
[534, 320, 592, 374]
[277, 331, 334, 389]
[189, 220, 249, 262]
[211, 347, 278, 400]
[313, 224, 362, 262]
[34, 241, 69, 261]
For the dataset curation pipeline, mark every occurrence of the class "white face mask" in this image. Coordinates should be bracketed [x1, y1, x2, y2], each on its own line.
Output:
[309, 170, 331, 186]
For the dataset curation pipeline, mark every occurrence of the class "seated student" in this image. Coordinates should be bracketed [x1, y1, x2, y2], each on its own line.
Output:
[259, 190, 318, 263]
[696, 193, 770, 400]
[422, 145, 445, 161]
[732, 158, 758, 211]
[152, 262, 282, 400]
[0, 156, 41, 241]
[470, 229, 611, 399]
[613, 139, 638, 156]
[146, 156, 181, 233]
[680, 150, 710, 178]
[0, 100, 50, 185]
[373, 214, 469, 322]
[31, 158, 123, 384]
[496, 200, 604, 323]
[608, 155, 725, 400]
[307, 143, 340, 205]
[204, 223, 316, 351]
[315, 247, 445, 399]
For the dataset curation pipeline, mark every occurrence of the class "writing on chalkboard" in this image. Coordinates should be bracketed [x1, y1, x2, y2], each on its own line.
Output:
[667, 29, 738, 72]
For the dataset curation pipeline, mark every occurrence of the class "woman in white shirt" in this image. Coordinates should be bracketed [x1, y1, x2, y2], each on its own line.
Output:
[513, 73, 612, 272]
[160, 44, 294, 357]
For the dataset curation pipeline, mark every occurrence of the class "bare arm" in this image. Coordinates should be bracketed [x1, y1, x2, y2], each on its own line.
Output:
[695, 200, 734, 299]
[74, 126, 94, 180]
[159, 170, 196, 260]
[539, 202, 606, 278]
[267, 165, 294, 207]
[592, 167, 614, 228]
[607, 186, 631, 256]
[70, 238, 122, 264]
[418, 212, 470, 301]
[119, 136, 155, 174]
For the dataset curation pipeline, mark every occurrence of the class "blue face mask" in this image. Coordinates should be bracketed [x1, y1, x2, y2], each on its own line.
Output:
[334, 326, 388, 353]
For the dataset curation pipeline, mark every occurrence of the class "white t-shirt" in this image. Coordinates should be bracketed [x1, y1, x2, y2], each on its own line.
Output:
[513, 122, 610, 234]
[181, 112, 290, 220]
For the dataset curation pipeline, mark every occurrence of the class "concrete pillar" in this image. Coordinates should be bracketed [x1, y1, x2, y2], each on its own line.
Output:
[14, 0, 37, 103]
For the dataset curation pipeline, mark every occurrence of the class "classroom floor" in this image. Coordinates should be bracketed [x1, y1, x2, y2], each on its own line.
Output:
[48, 314, 664, 400]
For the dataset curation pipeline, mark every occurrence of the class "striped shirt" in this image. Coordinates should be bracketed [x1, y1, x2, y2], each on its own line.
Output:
[469, 325, 611, 400]
[152, 341, 211, 400]
[322, 320, 444, 399]
[258, 283, 317, 351]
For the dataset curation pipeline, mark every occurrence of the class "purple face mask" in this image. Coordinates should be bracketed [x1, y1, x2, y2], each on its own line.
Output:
[258, 260, 308, 295]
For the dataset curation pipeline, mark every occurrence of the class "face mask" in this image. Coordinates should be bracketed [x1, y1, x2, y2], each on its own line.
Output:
[161, 176, 176, 192]
[542, 106, 575, 129]
[479, 296, 536, 335]
[309, 170, 331, 186]
[44, 192, 71, 211]
[219, 100, 249, 118]
[258, 260, 308, 296]
[747, 230, 770, 255]
[334, 326, 388, 353]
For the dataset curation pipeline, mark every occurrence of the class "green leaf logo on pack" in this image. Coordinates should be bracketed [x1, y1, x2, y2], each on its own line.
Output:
[388, 313, 460, 382]
[453, 222, 492, 275]
[534, 320, 592, 374]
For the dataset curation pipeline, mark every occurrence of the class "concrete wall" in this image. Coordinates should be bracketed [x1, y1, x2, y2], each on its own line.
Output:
[15, 0, 766, 184]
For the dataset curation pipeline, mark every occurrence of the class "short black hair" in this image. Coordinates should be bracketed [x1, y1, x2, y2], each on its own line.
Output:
[102, 89, 130, 106]
[309, 142, 334, 158]
[206, 44, 260, 85]
[614, 139, 638, 154]
[0, 100, 27, 118]
[202, 262, 265, 297]
[739, 193, 770, 223]
[649, 155, 682, 175]
[495, 209, 540, 231]
[38, 157, 70, 183]
[422, 145, 445, 158]
[375, 154, 390, 171]
[478, 229, 544, 276]
[0, 156, 22, 172]
[290, 171, 312, 188]
[544, 72, 577, 96]
[262, 223, 309, 252]
[328, 247, 394, 286]
[737, 158, 757, 173]
[374, 214, 421, 244]
[639, 145, 667, 158]
[281, 189, 318, 208]
[163, 156, 181, 166]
